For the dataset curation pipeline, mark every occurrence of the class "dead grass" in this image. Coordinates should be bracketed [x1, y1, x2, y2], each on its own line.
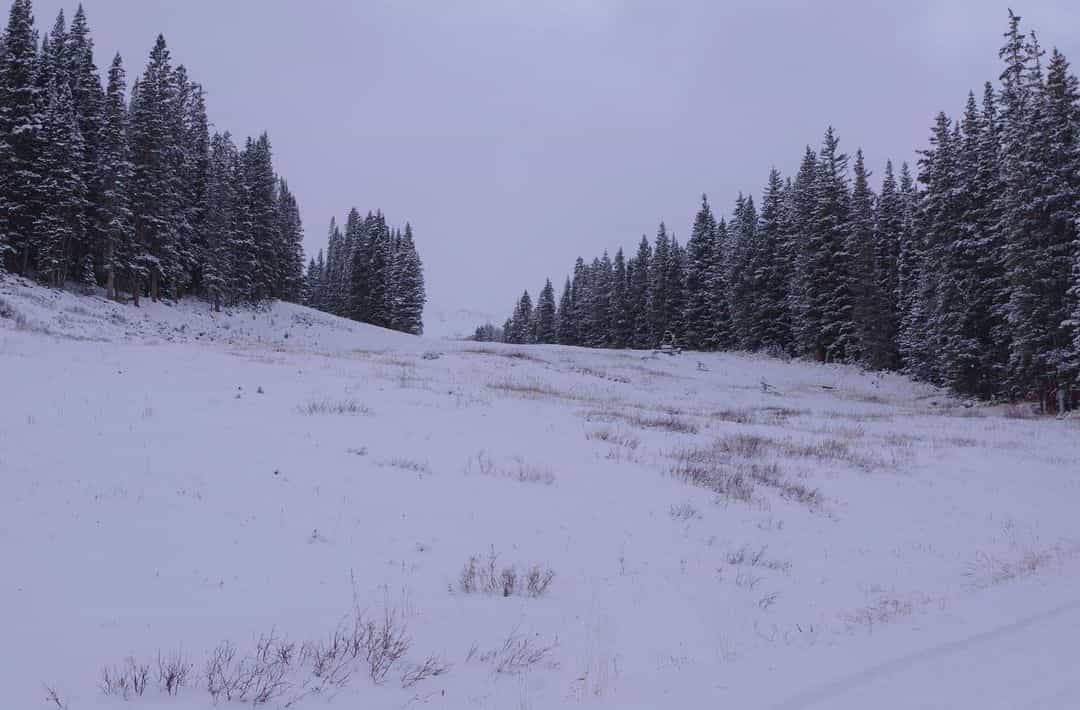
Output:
[586, 408, 699, 434]
[463, 347, 549, 364]
[378, 458, 432, 475]
[464, 451, 556, 485]
[298, 399, 371, 416]
[458, 549, 555, 598]
[487, 377, 566, 399]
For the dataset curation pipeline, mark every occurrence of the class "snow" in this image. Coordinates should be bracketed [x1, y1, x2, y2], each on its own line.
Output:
[2, 274, 1079, 709]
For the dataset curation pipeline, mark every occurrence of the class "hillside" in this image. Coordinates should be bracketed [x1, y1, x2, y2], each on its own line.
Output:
[2, 276, 1079, 709]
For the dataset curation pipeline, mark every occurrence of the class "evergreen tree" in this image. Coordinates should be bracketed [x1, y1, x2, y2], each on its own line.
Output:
[630, 236, 652, 347]
[34, 75, 85, 286]
[0, 0, 41, 272]
[682, 194, 716, 349]
[846, 149, 879, 366]
[391, 222, 425, 335]
[98, 53, 136, 300]
[556, 276, 575, 345]
[535, 278, 557, 343]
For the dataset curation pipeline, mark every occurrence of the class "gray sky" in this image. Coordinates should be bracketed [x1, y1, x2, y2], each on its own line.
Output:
[29, 1, 1080, 320]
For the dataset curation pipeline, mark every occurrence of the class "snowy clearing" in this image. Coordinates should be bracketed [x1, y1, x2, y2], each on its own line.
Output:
[3, 275, 1079, 709]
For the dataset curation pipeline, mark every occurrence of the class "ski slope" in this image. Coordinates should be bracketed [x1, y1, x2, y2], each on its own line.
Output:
[2, 274, 1079, 709]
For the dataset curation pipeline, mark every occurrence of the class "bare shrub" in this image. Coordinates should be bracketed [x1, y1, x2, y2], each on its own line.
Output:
[458, 551, 554, 598]
[157, 650, 192, 696]
[725, 544, 791, 573]
[525, 566, 555, 598]
[298, 399, 371, 415]
[464, 451, 555, 485]
[669, 502, 702, 521]
[585, 427, 641, 450]
[364, 607, 411, 684]
[512, 459, 556, 485]
[846, 597, 914, 632]
[400, 655, 449, 689]
[101, 658, 150, 700]
[44, 685, 67, 709]
[379, 458, 431, 475]
[481, 628, 558, 675]
[204, 633, 293, 705]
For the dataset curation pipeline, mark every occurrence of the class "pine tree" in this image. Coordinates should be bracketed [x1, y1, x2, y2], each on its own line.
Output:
[682, 194, 716, 349]
[556, 276, 575, 345]
[535, 278, 557, 343]
[0, 0, 41, 272]
[243, 133, 278, 301]
[65, 4, 104, 283]
[630, 236, 652, 347]
[275, 179, 305, 301]
[801, 127, 851, 362]
[390, 222, 425, 334]
[787, 146, 819, 357]
[754, 169, 792, 352]
[98, 53, 136, 300]
[708, 218, 734, 349]
[649, 222, 670, 342]
[874, 160, 904, 371]
[130, 35, 182, 299]
[846, 149, 879, 366]
[610, 248, 632, 348]
[34, 75, 86, 286]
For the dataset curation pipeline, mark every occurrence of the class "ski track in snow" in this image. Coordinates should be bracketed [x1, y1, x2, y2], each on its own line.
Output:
[772, 597, 1080, 710]
[2, 274, 1080, 709]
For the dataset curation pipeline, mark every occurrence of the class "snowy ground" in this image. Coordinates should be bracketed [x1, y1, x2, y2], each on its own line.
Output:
[3, 274, 1079, 710]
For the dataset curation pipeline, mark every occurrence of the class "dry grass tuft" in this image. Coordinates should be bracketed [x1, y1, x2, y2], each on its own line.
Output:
[298, 399, 371, 416]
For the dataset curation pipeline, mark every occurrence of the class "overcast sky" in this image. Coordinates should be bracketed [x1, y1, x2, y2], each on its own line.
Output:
[28, 0, 1080, 321]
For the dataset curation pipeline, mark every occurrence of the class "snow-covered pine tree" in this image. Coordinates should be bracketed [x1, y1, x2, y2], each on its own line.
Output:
[346, 207, 369, 320]
[34, 75, 86, 286]
[556, 276, 575, 345]
[753, 169, 792, 353]
[535, 278, 557, 344]
[64, 5, 104, 284]
[0, 0, 40, 273]
[728, 193, 758, 349]
[275, 179, 305, 302]
[708, 217, 733, 350]
[365, 212, 393, 328]
[682, 194, 716, 349]
[98, 53, 136, 301]
[130, 35, 182, 300]
[648, 222, 670, 343]
[630, 235, 652, 348]
[242, 133, 278, 302]
[873, 160, 904, 371]
[390, 222, 425, 335]
[802, 127, 851, 362]
[845, 149, 879, 366]
[787, 147, 818, 357]
[610, 248, 632, 348]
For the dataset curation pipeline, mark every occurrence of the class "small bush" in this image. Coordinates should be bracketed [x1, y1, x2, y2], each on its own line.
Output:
[669, 502, 702, 521]
[477, 628, 558, 675]
[400, 655, 449, 689]
[157, 650, 192, 696]
[101, 658, 150, 700]
[458, 550, 554, 598]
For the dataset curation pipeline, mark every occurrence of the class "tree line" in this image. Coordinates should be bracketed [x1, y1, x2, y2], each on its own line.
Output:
[303, 209, 426, 335]
[484, 12, 1080, 409]
[0, 1, 305, 308]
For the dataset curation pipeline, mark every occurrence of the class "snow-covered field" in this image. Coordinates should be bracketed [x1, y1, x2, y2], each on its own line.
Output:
[3, 275, 1079, 710]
